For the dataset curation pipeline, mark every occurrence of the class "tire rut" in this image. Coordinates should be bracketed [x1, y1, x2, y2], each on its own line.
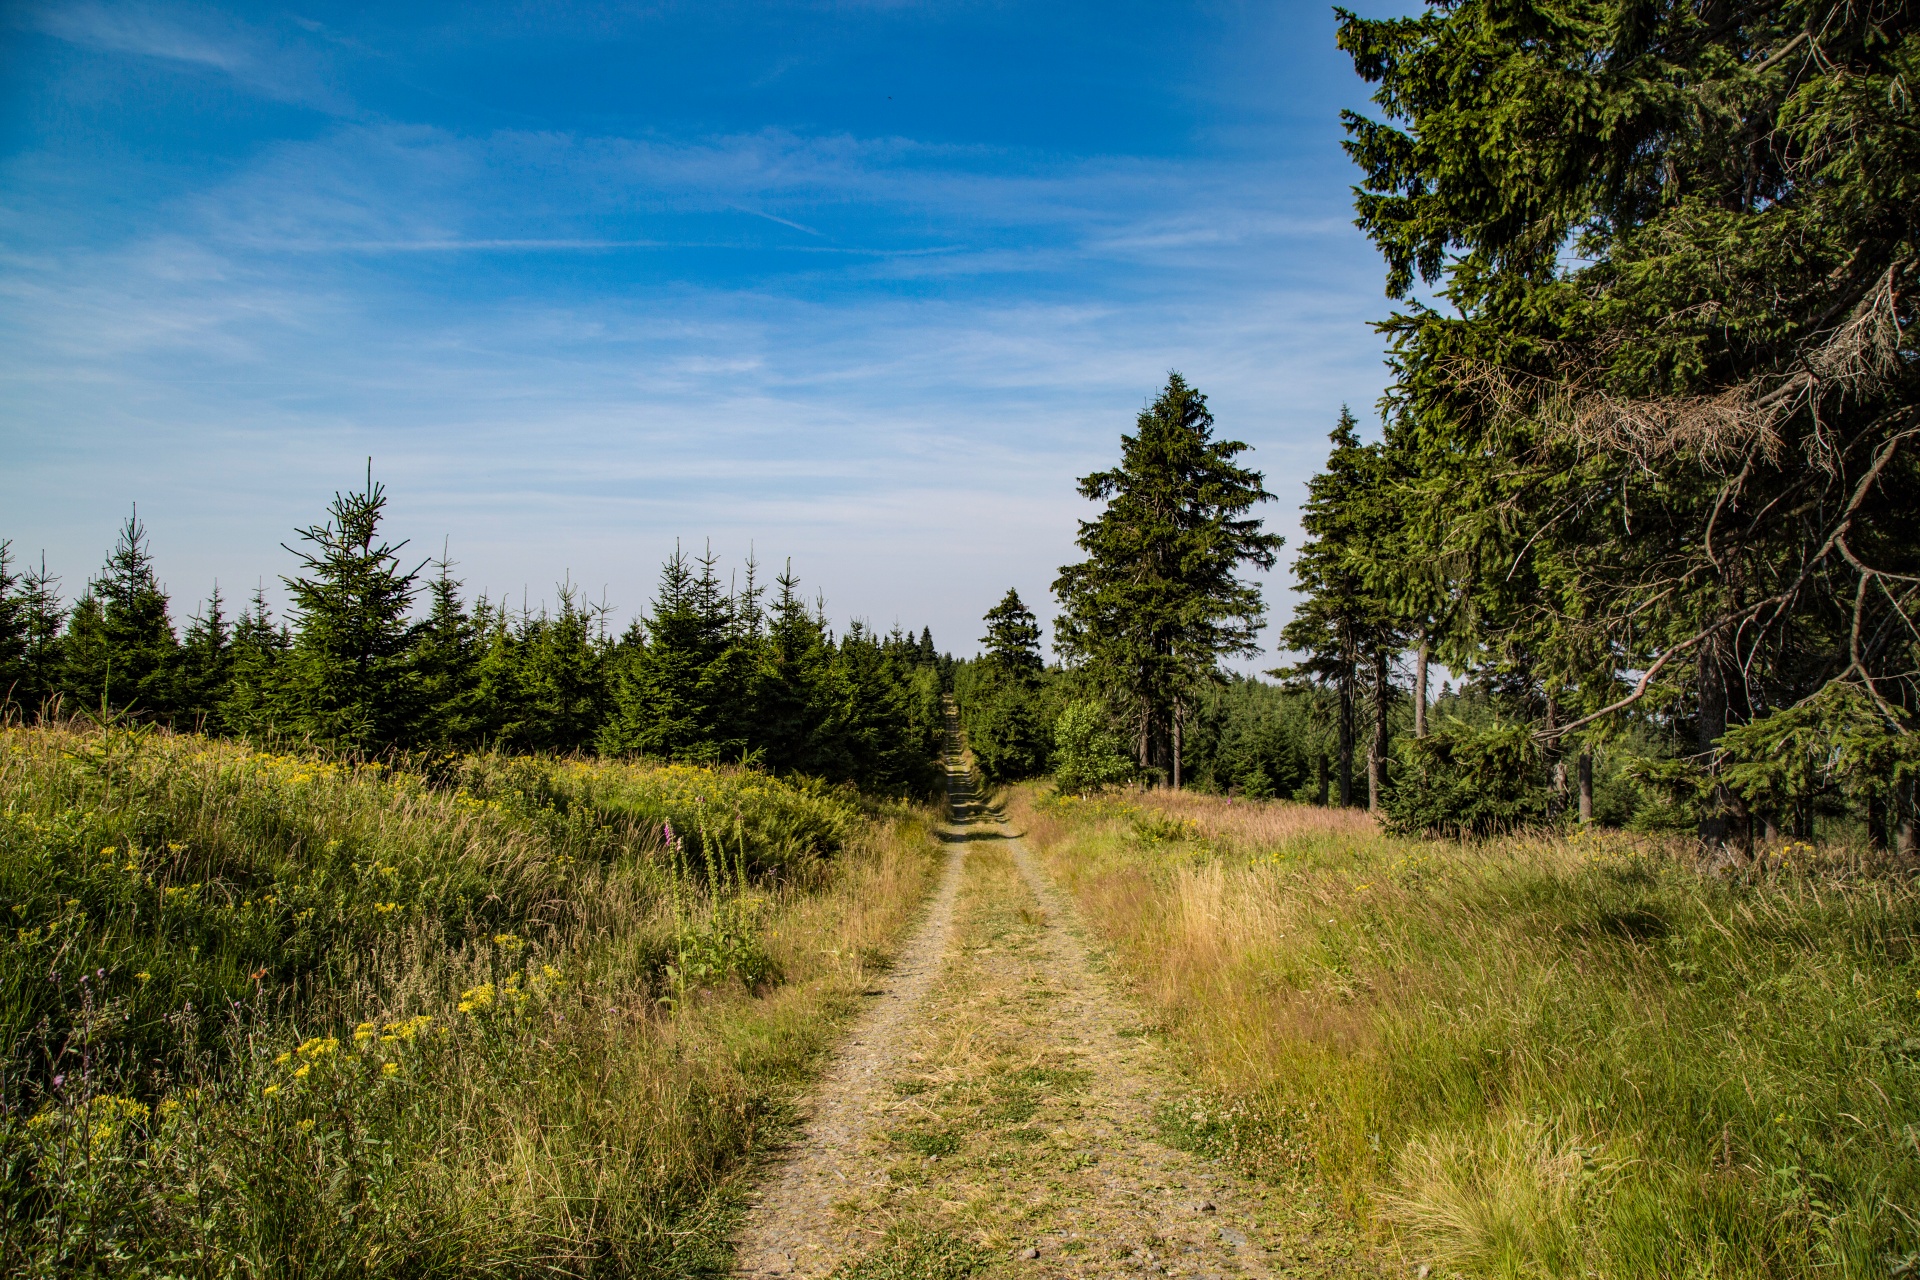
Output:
[733, 750, 1289, 1279]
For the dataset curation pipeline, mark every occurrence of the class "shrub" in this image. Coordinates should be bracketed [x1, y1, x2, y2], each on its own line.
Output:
[1386, 718, 1549, 836]
[1051, 700, 1133, 795]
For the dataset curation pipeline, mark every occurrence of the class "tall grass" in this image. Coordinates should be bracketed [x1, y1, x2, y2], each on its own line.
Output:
[1, 722, 939, 1276]
[1016, 788, 1920, 1279]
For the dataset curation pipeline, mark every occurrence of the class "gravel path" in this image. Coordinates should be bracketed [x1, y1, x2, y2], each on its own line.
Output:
[732, 748, 1290, 1279]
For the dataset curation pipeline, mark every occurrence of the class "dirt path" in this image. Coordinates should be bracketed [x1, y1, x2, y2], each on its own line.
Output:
[733, 754, 1289, 1279]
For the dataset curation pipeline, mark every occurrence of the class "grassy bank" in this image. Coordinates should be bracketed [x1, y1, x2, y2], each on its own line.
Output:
[1013, 788, 1920, 1279]
[1, 722, 940, 1277]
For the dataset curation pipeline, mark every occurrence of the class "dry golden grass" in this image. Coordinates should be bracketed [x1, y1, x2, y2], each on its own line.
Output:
[1011, 785, 1920, 1279]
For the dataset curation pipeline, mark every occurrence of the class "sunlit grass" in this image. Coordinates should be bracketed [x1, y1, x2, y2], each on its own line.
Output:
[1015, 786, 1920, 1279]
[1, 721, 940, 1276]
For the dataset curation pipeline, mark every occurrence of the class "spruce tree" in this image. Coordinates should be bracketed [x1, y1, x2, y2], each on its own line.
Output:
[1280, 409, 1404, 810]
[60, 512, 180, 719]
[517, 580, 609, 752]
[14, 555, 65, 715]
[219, 586, 289, 737]
[414, 559, 484, 748]
[965, 590, 1051, 780]
[601, 546, 712, 759]
[276, 472, 424, 751]
[177, 587, 233, 731]
[1053, 373, 1282, 786]
[1338, 0, 1920, 841]
[754, 561, 832, 772]
[0, 543, 25, 713]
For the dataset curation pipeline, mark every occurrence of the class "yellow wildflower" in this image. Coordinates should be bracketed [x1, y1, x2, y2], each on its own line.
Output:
[457, 983, 496, 1013]
[262, 1084, 281, 1098]
[135, 971, 152, 982]
[293, 1065, 311, 1080]
[382, 1062, 399, 1077]
[297, 1118, 315, 1133]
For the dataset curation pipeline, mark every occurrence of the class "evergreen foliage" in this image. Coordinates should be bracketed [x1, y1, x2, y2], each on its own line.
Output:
[1278, 408, 1404, 810]
[1053, 372, 1283, 786]
[59, 513, 180, 719]
[0, 479, 945, 796]
[957, 590, 1053, 781]
[1269, 0, 1920, 846]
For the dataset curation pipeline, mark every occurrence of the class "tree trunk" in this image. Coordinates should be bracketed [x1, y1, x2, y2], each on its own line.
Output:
[1866, 788, 1888, 851]
[1545, 697, 1565, 820]
[1414, 631, 1429, 738]
[1368, 648, 1389, 815]
[1172, 702, 1183, 790]
[1337, 670, 1354, 808]
[1315, 753, 1329, 806]
[1577, 750, 1593, 824]
[1697, 640, 1730, 845]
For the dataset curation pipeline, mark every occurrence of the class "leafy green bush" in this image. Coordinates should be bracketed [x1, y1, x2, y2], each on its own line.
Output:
[1051, 700, 1133, 795]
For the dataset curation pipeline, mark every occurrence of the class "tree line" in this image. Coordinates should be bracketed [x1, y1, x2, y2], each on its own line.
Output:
[0, 475, 948, 795]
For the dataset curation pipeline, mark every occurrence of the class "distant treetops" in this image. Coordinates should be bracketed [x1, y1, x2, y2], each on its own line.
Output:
[0, 476, 948, 796]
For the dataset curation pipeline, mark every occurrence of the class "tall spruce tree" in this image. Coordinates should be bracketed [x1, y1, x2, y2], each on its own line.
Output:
[1278, 409, 1403, 808]
[276, 471, 424, 751]
[1053, 373, 1283, 787]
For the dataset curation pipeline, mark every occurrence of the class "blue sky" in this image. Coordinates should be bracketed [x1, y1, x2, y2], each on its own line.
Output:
[1, 0, 1411, 660]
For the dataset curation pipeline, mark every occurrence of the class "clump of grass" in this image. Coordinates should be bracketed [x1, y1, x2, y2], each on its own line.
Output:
[828, 1228, 990, 1280]
[1, 721, 939, 1275]
[1016, 787, 1920, 1279]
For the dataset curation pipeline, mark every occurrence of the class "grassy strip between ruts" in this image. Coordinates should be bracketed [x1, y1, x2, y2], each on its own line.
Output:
[1012, 786, 1920, 1280]
[1, 721, 941, 1278]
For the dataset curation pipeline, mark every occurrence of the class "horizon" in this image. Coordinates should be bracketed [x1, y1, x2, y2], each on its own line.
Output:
[2, 0, 1417, 664]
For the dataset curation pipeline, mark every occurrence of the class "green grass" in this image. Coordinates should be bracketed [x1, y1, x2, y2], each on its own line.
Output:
[1, 721, 939, 1277]
[827, 1228, 991, 1280]
[1018, 787, 1920, 1279]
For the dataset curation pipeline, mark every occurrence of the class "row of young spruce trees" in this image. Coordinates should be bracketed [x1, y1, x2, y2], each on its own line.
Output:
[0, 480, 947, 796]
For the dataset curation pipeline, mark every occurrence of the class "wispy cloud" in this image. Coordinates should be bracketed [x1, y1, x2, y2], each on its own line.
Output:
[31, 2, 352, 112]
[0, 52, 1391, 654]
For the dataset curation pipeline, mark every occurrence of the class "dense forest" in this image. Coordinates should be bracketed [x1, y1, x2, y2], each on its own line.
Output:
[0, 477, 948, 796]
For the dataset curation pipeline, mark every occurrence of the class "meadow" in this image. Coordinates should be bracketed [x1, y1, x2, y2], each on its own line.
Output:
[0, 721, 940, 1278]
[1014, 788, 1920, 1279]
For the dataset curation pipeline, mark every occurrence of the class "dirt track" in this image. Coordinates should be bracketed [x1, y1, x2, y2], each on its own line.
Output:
[731, 749, 1296, 1279]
